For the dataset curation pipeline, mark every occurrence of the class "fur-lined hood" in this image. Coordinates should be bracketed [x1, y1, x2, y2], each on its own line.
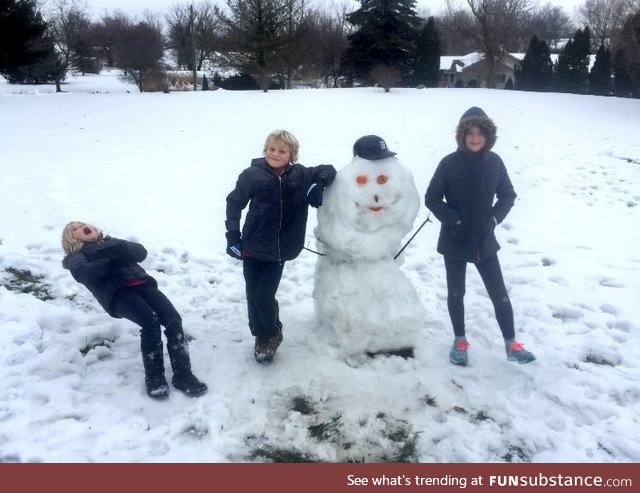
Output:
[455, 106, 497, 153]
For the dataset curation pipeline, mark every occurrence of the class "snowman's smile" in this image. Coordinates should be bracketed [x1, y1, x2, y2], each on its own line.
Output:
[368, 206, 383, 212]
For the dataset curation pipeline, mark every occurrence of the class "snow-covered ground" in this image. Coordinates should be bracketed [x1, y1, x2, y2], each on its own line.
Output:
[1, 71, 639, 463]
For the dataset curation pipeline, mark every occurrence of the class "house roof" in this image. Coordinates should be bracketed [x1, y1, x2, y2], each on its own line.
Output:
[440, 52, 598, 72]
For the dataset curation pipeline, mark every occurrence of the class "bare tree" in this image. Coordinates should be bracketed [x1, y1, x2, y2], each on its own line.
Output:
[619, 10, 640, 92]
[115, 21, 165, 92]
[446, 0, 535, 87]
[277, 0, 311, 88]
[577, 0, 634, 49]
[370, 63, 401, 91]
[519, 3, 574, 52]
[439, 8, 477, 54]
[318, 2, 353, 86]
[166, 2, 223, 71]
[93, 11, 131, 68]
[47, 0, 98, 74]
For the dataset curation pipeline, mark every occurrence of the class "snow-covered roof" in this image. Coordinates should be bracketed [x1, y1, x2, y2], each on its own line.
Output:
[439, 52, 484, 71]
[441, 52, 598, 72]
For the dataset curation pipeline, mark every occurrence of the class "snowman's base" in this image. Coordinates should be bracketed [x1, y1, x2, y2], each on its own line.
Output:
[366, 347, 414, 359]
[345, 347, 415, 367]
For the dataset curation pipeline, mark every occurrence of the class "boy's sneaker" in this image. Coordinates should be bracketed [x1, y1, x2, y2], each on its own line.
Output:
[506, 341, 536, 364]
[449, 338, 470, 366]
[254, 331, 283, 363]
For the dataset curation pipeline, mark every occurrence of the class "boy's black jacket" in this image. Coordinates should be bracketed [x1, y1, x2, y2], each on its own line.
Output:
[226, 158, 336, 262]
[64, 237, 156, 316]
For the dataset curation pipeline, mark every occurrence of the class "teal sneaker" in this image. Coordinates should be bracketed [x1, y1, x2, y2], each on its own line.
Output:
[449, 338, 470, 366]
[506, 341, 536, 364]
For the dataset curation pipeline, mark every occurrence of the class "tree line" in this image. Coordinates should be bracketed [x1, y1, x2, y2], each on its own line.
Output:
[1, 0, 639, 97]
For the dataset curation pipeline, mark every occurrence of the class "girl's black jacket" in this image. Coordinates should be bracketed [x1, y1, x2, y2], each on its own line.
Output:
[425, 149, 517, 263]
[226, 158, 336, 262]
[63, 237, 156, 316]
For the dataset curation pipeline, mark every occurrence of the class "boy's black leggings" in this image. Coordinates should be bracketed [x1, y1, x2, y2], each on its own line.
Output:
[444, 255, 515, 340]
[243, 257, 284, 339]
[111, 283, 185, 354]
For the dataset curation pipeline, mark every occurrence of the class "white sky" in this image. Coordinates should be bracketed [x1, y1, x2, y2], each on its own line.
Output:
[83, 0, 584, 21]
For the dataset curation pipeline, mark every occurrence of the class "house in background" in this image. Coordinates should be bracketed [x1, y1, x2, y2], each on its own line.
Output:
[439, 52, 598, 89]
[439, 52, 521, 89]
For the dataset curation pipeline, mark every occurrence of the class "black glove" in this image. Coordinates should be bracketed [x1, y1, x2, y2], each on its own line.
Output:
[307, 182, 325, 208]
[225, 230, 243, 260]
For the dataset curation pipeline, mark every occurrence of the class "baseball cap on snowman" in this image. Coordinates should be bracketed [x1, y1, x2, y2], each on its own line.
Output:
[353, 135, 396, 161]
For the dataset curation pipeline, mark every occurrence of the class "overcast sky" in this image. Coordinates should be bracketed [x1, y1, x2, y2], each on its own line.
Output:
[83, 0, 584, 21]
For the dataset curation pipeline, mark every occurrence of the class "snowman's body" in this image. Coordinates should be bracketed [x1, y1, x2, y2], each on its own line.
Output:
[313, 155, 425, 361]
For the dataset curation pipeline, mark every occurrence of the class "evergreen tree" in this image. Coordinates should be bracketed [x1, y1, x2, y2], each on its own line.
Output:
[412, 16, 441, 88]
[555, 27, 591, 94]
[619, 11, 640, 97]
[202, 73, 210, 90]
[613, 47, 635, 97]
[515, 35, 553, 92]
[589, 44, 611, 95]
[343, 0, 421, 86]
[0, 0, 57, 83]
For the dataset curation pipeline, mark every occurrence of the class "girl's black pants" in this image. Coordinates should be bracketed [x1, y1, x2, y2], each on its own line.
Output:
[444, 254, 515, 340]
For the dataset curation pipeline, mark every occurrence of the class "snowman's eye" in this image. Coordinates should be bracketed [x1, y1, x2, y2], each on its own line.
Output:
[377, 175, 388, 185]
[356, 174, 368, 185]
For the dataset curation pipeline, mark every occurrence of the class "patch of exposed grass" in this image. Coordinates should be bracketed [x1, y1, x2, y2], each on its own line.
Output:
[80, 336, 119, 356]
[308, 413, 343, 441]
[382, 429, 421, 463]
[584, 353, 617, 366]
[502, 444, 531, 463]
[421, 394, 438, 407]
[3, 267, 53, 301]
[291, 394, 317, 415]
[249, 445, 321, 463]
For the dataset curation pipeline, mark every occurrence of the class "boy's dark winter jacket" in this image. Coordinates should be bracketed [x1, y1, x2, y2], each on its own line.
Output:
[63, 237, 157, 316]
[426, 107, 516, 263]
[226, 158, 336, 262]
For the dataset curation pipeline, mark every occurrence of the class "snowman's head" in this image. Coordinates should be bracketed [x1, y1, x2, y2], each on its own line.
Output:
[342, 156, 418, 232]
[316, 154, 420, 260]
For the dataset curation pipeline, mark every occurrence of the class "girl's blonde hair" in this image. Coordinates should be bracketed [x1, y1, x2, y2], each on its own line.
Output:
[61, 221, 103, 255]
[263, 130, 299, 162]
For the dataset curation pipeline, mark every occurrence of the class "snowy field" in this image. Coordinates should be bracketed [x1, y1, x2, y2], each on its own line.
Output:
[0, 71, 639, 463]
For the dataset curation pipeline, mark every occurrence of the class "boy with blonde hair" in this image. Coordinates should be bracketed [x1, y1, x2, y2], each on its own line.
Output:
[226, 130, 336, 363]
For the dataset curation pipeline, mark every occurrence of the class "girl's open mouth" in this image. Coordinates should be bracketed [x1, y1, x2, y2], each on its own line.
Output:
[84, 227, 92, 235]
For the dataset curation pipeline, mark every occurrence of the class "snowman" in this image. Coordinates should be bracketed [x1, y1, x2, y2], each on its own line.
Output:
[313, 135, 425, 364]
